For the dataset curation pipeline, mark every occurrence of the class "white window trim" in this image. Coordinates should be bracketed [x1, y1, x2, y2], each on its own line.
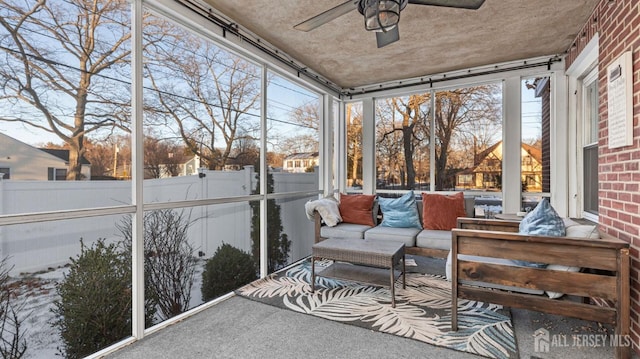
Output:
[579, 68, 599, 223]
[566, 34, 599, 221]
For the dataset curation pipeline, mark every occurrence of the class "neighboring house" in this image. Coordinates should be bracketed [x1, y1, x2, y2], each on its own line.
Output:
[0, 133, 91, 180]
[222, 156, 245, 171]
[282, 152, 318, 173]
[456, 141, 543, 191]
[157, 155, 200, 178]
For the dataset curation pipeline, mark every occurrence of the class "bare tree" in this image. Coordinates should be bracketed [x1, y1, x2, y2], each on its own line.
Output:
[375, 85, 501, 190]
[289, 102, 319, 132]
[346, 103, 363, 187]
[277, 107, 319, 154]
[118, 209, 196, 320]
[143, 135, 192, 179]
[145, 26, 261, 170]
[0, 0, 141, 179]
[83, 139, 117, 179]
[377, 95, 429, 189]
[432, 85, 501, 190]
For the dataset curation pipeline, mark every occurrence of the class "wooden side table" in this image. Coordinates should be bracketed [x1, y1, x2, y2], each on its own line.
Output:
[493, 213, 525, 221]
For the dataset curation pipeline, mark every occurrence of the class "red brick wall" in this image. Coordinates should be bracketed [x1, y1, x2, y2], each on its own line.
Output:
[566, 0, 640, 353]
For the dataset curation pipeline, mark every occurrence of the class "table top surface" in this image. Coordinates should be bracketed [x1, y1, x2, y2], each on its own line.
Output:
[313, 237, 404, 256]
[493, 213, 525, 221]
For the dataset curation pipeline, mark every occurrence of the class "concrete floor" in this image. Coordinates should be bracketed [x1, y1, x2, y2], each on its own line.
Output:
[107, 256, 636, 359]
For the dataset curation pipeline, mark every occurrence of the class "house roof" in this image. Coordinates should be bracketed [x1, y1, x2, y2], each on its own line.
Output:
[458, 141, 542, 175]
[521, 143, 542, 163]
[197, 0, 598, 91]
[283, 152, 319, 161]
[39, 148, 91, 165]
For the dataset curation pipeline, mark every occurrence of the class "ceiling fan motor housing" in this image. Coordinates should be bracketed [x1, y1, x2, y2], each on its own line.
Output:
[358, 0, 409, 32]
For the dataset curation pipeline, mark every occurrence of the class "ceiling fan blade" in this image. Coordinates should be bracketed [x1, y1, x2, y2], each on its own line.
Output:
[294, 0, 359, 32]
[407, 0, 485, 10]
[376, 26, 400, 48]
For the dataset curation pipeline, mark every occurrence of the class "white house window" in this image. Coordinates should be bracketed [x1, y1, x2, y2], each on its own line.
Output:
[47, 167, 67, 181]
[0, 167, 9, 179]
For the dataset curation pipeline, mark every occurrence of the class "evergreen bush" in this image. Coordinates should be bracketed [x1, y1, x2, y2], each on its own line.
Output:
[52, 238, 145, 359]
[201, 243, 257, 301]
[250, 171, 291, 273]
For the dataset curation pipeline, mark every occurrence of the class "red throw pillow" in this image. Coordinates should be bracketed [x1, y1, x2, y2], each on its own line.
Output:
[421, 192, 467, 230]
[338, 194, 376, 226]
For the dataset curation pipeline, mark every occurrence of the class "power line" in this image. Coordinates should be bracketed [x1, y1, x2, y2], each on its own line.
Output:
[2, 2, 316, 100]
[0, 44, 316, 130]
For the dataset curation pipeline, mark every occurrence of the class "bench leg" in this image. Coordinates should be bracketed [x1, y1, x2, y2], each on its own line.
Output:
[451, 294, 458, 331]
[311, 256, 315, 293]
[390, 257, 395, 308]
[402, 254, 406, 289]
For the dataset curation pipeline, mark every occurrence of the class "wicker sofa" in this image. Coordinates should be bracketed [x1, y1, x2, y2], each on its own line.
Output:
[313, 196, 475, 258]
[450, 217, 630, 359]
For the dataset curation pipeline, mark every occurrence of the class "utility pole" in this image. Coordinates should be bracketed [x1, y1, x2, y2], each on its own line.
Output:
[113, 142, 119, 178]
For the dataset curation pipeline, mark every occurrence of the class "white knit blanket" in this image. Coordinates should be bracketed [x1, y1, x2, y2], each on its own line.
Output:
[304, 198, 342, 227]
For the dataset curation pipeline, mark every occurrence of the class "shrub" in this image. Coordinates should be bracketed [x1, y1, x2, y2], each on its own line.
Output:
[52, 238, 142, 359]
[0, 257, 26, 359]
[201, 243, 257, 301]
[250, 172, 291, 273]
[118, 209, 196, 321]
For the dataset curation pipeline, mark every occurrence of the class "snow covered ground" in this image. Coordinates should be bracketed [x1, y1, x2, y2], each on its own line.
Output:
[10, 259, 207, 358]
[10, 267, 67, 358]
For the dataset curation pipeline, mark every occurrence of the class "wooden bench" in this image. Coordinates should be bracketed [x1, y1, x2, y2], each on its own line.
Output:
[450, 218, 630, 359]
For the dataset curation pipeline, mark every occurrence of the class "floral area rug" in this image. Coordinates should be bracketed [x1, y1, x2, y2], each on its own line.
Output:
[236, 258, 518, 359]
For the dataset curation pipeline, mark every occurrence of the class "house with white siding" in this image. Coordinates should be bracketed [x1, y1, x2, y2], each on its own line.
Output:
[0, 133, 91, 180]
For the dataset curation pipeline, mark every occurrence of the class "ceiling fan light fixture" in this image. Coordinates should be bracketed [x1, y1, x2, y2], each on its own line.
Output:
[363, 0, 403, 32]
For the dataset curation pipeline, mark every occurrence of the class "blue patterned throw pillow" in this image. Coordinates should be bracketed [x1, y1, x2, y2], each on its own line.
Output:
[378, 191, 422, 229]
[519, 199, 566, 236]
[512, 199, 565, 268]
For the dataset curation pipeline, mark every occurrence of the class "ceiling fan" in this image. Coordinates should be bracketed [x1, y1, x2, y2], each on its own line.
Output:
[294, 0, 485, 48]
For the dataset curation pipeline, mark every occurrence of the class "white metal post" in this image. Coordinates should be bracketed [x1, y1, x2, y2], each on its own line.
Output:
[131, 0, 145, 339]
[320, 95, 334, 196]
[336, 101, 346, 194]
[362, 98, 375, 195]
[429, 91, 436, 192]
[260, 65, 268, 278]
[550, 68, 569, 217]
[502, 77, 522, 214]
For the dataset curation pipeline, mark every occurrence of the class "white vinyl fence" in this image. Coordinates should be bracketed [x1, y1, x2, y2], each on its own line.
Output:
[0, 167, 318, 274]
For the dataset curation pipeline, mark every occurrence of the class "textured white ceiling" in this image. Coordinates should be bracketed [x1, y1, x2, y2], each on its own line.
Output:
[201, 0, 598, 90]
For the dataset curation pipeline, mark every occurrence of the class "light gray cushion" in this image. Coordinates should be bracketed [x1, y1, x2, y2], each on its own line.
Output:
[545, 264, 581, 299]
[565, 224, 599, 239]
[416, 229, 452, 251]
[562, 218, 581, 228]
[446, 252, 545, 295]
[364, 226, 419, 247]
[321, 223, 372, 239]
[542, 224, 596, 299]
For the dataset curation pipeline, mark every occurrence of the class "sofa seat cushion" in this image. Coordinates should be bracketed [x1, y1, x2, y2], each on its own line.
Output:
[321, 223, 372, 239]
[364, 226, 419, 247]
[416, 229, 452, 251]
[446, 252, 545, 295]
